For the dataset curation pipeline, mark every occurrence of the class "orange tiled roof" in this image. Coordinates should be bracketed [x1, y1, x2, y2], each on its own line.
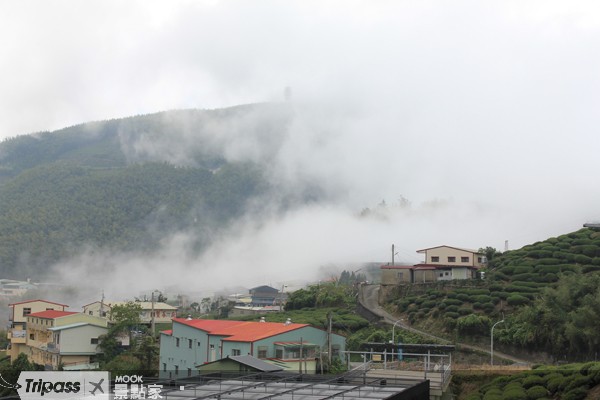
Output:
[173, 318, 308, 342]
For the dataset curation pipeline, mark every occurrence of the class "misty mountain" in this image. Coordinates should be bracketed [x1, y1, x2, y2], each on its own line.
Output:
[0, 103, 317, 279]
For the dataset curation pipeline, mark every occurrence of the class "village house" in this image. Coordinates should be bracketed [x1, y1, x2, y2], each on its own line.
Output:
[22, 310, 108, 370]
[381, 245, 486, 285]
[159, 318, 346, 379]
[7, 299, 69, 362]
[249, 285, 286, 306]
[82, 300, 178, 324]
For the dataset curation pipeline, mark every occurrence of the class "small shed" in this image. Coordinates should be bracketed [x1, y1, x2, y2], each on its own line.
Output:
[197, 355, 284, 373]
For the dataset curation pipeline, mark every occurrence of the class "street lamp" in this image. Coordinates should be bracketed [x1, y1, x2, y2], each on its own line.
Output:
[391, 319, 404, 344]
[490, 318, 504, 366]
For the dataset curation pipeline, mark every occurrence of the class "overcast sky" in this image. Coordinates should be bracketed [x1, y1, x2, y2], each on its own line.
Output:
[2, 1, 600, 294]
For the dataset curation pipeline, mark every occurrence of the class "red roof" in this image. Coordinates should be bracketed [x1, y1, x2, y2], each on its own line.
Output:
[161, 330, 173, 336]
[28, 310, 78, 319]
[9, 299, 69, 307]
[173, 318, 309, 342]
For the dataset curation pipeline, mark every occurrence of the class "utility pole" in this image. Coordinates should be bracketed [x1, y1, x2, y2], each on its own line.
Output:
[151, 291, 156, 337]
[392, 244, 395, 265]
[327, 311, 333, 366]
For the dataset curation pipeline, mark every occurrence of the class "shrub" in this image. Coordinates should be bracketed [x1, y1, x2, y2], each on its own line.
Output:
[527, 250, 553, 258]
[444, 312, 460, 320]
[443, 298, 463, 306]
[511, 273, 534, 282]
[561, 387, 588, 400]
[570, 245, 597, 257]
[502, 387, 527, 400]
[546, 376, 565, 393]
[521, 375, 544, 388]
[574, 254, 592, 264]
[422, 300, 437, 309]
[456, 293, 470, 302]
[445, 305, 459, 313]
[483, 387, 502, 400]
[482, 303, 495, 313]
[513, 266, 534, 274]
[525, 385, 547, 399]
[458, 308, 471, 316]
[542, 372, 562, 384]
[582, 265, 600, 273]
[456, 314, 490, 335]
[535, 257, 559, 265]
[564, 374, 591, 392]
[507, 295, 529, 306]
[491, 291, 510, 300]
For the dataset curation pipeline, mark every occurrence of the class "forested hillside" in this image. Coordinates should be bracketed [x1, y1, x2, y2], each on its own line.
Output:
[387, 227, 600, 362]
[0, 103, 297, 278]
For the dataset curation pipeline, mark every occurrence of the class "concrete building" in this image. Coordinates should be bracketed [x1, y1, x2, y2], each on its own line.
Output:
[159, 318, 346, 379]
[82, 300, 178, 324]
[23, 310, 108, 370]
[7, 299, 69, 362]
[381, 246, 486, 285]
[249, 286, 283, 306]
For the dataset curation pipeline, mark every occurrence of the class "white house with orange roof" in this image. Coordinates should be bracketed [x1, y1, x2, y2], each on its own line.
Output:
[381, 245, 487, 285]
[23, 310, 108, 370]
[159, 318, 346, 379]
[7, 299, 68, 361]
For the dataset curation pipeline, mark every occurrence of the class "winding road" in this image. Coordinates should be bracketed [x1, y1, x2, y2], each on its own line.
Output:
[359, 284, 530, 365]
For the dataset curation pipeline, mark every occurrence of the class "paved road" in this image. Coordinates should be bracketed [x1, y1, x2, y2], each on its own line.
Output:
[359, 284, 530, 365]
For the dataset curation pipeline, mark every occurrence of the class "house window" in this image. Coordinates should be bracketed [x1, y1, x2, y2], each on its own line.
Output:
[232, 349, 241, 356]
[89, 311, 93, 315]
[174, 365, 178, 375]
[91, 338, 99, 345]
[175, 338, 180, 347]
[187, 368, 192, 377]
[461, 257, 469, 263]
[448, 257, 456, 262]
[46, 308, 54, 311]
[29, 333, 34, 340]
[397, 272, 403, 279]
[23, 308, 31, 317]
[163, 363, 167, 372]
[275, 349, 283, 359]
[258, 346, 268, 359]
[188, 339, 192, 349]
[431, 256, 439, 262]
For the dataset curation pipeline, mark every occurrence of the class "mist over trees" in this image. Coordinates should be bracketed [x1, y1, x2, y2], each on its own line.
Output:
[0, 104, 302, 278]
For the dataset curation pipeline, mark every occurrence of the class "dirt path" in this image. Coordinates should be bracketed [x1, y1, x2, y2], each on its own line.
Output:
[359, 284, 530, 365]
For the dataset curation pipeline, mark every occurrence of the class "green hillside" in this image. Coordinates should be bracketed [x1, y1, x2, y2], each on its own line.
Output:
[386, 227, 600, 361]
[0, 103, 296, 278]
